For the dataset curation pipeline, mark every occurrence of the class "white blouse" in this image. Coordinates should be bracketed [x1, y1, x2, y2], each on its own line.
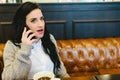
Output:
[28, 40, 54, 79]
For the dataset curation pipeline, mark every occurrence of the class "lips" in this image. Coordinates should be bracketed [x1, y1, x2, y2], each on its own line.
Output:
[37, 29, 44, 34]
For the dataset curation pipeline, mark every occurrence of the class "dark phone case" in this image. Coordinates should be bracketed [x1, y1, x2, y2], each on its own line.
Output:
[26, 26, 36, 40]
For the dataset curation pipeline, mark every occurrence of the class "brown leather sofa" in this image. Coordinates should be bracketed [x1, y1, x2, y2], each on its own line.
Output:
[57, 37, 120, 77]
[0, 43, 4, 79]
[1, 37, 120, 79]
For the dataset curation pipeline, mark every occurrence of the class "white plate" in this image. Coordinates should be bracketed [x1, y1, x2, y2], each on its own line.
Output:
[33, 71, 55, 80]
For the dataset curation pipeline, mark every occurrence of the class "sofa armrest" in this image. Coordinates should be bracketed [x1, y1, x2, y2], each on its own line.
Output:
[0, 44, 5, 79]
[0, 51, 3, 80]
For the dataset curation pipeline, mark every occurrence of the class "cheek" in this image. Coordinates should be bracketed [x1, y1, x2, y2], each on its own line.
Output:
[26, 20, 35, 29]
[30, 26, 36, 32]
[27, 23, 36, 30]
[43, 22, 45, 28]
[26, 20, 30, 27]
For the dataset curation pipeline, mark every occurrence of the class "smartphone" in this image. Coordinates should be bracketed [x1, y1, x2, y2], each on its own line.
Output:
[26, 25, 36, 40]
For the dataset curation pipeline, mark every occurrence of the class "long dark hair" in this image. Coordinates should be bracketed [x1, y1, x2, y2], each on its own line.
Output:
[12, 2, 61, 75]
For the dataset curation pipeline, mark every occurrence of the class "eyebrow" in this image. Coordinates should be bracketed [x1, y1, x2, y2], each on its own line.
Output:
[30, 18, 36, 20]
[30, 16, 44, 19]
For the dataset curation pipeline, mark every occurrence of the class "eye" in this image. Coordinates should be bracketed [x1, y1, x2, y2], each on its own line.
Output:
[31, 18, 37, 23]
[40, 16, 44, 20]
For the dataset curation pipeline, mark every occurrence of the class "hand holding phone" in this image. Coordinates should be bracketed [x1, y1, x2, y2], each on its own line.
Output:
[26, 26, 36, 40]
[21, 27, 38, 45]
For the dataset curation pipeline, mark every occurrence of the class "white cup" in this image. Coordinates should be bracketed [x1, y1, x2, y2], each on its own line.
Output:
[33, 71, 55, 80]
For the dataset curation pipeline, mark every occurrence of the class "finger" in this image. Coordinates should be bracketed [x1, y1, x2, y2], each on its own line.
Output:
[27, 33, 36, 40]
[25, 30, 33, 38]
[31, 38, 39, 43]
[22, 27, 26, 37]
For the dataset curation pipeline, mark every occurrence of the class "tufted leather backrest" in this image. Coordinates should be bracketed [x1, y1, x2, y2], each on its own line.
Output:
[57, 38, 120, 76]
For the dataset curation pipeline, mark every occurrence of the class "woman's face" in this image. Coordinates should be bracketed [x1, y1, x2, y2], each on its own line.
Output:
[26, 8, 45, 39]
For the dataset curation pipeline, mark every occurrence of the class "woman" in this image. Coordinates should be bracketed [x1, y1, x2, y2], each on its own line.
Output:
[2, 2, 69, 80]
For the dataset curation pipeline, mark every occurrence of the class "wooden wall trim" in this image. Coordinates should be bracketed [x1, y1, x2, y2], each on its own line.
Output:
[72, 19, 120, 23]
[0, 22, 12, 25]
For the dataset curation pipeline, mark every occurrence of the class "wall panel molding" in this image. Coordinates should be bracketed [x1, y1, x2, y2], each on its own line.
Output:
[0, 2, 120, 42]
[72, 19, 120, 39]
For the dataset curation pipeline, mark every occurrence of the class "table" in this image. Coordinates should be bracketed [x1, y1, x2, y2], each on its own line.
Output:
[62, 74, 120, 80]
[96, 74, 120, 80]
[62, 76, 95, 80]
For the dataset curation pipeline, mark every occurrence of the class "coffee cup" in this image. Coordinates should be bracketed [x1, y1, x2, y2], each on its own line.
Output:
[33, 71, 55, 80]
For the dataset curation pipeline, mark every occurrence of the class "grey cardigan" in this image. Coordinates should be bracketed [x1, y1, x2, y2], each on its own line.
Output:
[2, 35, 69, 80]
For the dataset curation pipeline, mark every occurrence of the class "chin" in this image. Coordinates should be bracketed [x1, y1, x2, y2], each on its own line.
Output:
[38, 34, 44, 39]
